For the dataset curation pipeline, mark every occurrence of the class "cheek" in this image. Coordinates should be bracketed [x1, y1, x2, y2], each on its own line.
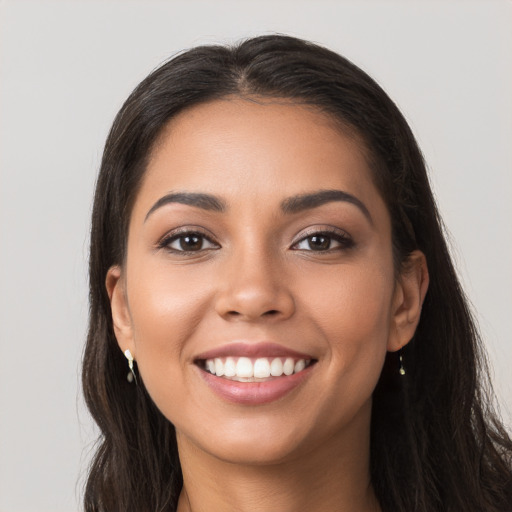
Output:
[128, 255, 214, 339]
[126, 259, 214, 397]
[293, 265, 394, 436]
[298, 261, 394, 381]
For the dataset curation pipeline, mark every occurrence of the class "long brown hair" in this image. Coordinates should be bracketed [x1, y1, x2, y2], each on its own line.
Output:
[83, 35, 512, 511]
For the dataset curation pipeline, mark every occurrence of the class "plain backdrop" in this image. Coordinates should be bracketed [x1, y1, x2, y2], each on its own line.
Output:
[0, 1, 511, 510]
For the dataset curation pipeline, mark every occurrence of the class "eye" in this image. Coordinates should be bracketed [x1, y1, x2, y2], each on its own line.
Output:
[159, 230, 219, 253]
[292, 229, 353, 252]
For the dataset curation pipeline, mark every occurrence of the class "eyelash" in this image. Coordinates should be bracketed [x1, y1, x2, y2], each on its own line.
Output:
[291, 228, 354, 252]
[157, 229, 219, 254]
[157, 227, 354, 254]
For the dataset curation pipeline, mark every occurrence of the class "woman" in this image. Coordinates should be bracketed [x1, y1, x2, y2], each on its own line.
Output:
[82, 35, 512, 511]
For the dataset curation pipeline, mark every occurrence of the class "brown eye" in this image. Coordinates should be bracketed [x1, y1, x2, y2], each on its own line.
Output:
[292, 230, 354, 252]
[161, 231, 219, 253]
[179, 234, 203, 251]
[306, 235, 331, 251]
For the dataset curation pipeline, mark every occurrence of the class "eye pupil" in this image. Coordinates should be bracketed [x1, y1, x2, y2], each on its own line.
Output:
[308, 235, 330, 250]
[180, 235, 202, 251]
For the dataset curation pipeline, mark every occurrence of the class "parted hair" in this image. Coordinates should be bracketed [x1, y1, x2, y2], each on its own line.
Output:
[83, 35, 512, 511]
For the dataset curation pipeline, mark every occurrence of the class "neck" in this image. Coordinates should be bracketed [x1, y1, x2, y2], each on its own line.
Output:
[176, 404, 380, 512]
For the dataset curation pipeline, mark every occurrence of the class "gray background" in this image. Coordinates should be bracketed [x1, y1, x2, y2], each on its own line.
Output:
[1, 1, 510, 510]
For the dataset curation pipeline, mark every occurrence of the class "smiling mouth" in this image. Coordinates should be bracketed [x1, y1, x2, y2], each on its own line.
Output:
[197, 356, 316, 382]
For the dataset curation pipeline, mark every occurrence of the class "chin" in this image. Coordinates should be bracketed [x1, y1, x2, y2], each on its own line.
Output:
[174, 407, 343, 467]
[202, 432, 307, 466]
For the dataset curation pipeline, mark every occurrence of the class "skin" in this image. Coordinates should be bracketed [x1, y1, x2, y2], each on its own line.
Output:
[107, 98, 429, 512]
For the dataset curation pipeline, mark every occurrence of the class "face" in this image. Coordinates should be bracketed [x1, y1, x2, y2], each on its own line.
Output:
[108, 98, 426, 465]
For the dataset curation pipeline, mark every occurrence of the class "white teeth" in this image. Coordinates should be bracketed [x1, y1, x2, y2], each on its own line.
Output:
[270, 358, 283, 376]
[236, 357, 253, 378]
[253, 358, 271, 378]
[224, 357, 236, 377]
[283, 358, 295, 376]
[205, 356, 311, 379]
[294, 359, 306, 373]
[214, 358, 224, 377]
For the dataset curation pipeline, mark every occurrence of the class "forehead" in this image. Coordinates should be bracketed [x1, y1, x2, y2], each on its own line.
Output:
[134, 98, 383, 218]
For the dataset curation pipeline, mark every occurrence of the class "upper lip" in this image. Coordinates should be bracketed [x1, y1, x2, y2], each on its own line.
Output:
[194, 342, 315, 361]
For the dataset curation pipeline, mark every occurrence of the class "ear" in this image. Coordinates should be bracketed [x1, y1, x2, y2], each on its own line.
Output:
[387, 250, 429, 352]
[106, 265, 136, 358]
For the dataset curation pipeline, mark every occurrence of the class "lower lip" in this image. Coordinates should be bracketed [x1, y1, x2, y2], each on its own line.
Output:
[197, 365, 315, 405]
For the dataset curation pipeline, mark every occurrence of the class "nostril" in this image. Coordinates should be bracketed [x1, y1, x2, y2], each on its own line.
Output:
[225, 309, 280, 319]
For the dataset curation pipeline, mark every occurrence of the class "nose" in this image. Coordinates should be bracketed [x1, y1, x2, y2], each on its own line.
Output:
[214, 248, 295, 322]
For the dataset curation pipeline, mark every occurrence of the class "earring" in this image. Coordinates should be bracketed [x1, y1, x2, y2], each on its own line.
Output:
[399, 350, 406, 376]
[124, 349, 137, 384]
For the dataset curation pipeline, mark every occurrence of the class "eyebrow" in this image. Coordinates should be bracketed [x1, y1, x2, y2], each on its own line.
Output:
[145, 192, 226, 222]
[145, 189, 372, 223]
[280, 189, 372, 223]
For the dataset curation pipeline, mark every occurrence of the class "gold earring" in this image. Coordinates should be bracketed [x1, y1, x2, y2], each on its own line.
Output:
[124, 349, 137, 384]
[399, 351, 406, 376]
